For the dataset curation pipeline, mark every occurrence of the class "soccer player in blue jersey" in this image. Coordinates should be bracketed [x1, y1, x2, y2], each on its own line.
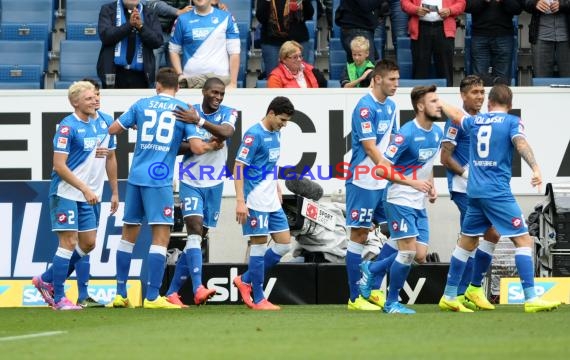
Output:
[108, 67, 210, 309]
[343, 59, 400, 311]
[73, 79, 120, 308]
[232, 96, 295, 311]
[439, 75, 500, 312]
[32, 81, 106, 310]
[169, 0, 241, 88]
[440, 84, 561, 313]
[163, 77, 236, 307]
[361, 85, 443, 314]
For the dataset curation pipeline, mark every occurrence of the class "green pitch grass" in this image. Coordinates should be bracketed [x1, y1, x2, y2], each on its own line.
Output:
[1, 305, 568, 359]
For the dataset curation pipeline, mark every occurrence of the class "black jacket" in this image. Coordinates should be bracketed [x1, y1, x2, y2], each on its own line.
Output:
[97, 1, 163, 88]
[466, 0, 523, 37]
[334, 0, 385, 31]
[256, 0, 315, 45]
[524, 0, 570, 44]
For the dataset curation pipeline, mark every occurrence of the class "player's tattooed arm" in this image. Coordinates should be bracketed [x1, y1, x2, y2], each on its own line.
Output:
[513, 136, 538, 170]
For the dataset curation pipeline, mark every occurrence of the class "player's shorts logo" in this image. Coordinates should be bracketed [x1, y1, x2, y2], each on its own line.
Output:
[511, 217, 522, 228]
[164, 207, 173, 218]
[56, 213, 67, 223]
[250, 217, 258, 228]
[350, 209, 359, 221]
[391, 221, 399, 231]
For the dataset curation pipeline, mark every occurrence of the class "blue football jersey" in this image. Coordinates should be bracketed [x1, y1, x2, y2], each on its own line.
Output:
[347, 92, 398, 190]
[88, 110, 117, 198]
[50, 114, 107, 201]
[181, 104, 238, 187]
[235, 122, 281, 212]
[462, 111, 525, 198]
[442, 114, 470, 193]
[169, 7, 240, 78]
[117, 94, 192, 187]
[384, 119, 443, 209]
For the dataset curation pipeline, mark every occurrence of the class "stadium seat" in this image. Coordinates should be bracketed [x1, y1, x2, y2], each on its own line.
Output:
[256, 79, 267, 88]
[224, 0, 253, 24]
[329, 49, 346, 80]
[329, 38, 343, 51]
[531, 77, 570, 86]
[331, 0, 341, 38]
[399, 78, 448, 87]
[65, 0, 110, 40]
[0, 0, 54, 46]
[0, 40, 47, 88]
[327, 79, 341, 88]
[0, 65, 42, 89]
[54, 40, 101, 89]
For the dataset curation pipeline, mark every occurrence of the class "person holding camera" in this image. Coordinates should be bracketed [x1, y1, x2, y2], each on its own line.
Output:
[401, 0, 466, 86]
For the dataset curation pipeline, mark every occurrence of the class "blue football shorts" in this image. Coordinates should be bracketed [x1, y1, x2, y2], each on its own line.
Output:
[179, 182, 223, 228]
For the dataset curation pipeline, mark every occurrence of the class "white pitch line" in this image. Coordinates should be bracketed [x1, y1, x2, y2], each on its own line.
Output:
[0, 331, 67, 342]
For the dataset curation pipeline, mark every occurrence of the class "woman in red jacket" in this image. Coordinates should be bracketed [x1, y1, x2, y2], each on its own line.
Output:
[267, 41, 320, 88]
[401, 0, 465, 86]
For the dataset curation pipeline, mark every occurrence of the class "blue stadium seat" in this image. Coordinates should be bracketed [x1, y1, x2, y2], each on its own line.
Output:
[0, 40, 48, 71]
[0, 65, 42, 89]
[0, 0, 54, 46]
[327, 79, 341, 88]
[224, 0, 253, 24]
[531, 77, 570, 86]
[331, 0, 341, 38]
[256, 80, 267, 88]
[329, 49, 346, 80]
[329, 38, 343, 51]
[65, 0, 110, 40]
[54, 40, 101, 89]
[399, 78, 448, 87]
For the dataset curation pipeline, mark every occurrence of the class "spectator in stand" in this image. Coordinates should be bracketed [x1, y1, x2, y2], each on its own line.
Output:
[97, 0, 163, 89]
[401, 0, 465, 86]
[334, 0, 385, 62]
[466, 0, 523, 85]
[169, 0, 241, 88]
[267, 40, 324, 87]
[524, 0, 570, 77]
[145, 1, 193, 74]
[376, 0, 409, 57]
[340, 36, 375, 88]
[256, 0, 315, 79]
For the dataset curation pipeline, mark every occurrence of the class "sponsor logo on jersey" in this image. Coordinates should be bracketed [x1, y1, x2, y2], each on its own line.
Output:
[377, 121, 389, 133]
[361, 121, 372, 133]
[59, 126, 70, 135]
[394, 134, 404, 144]
[269, 148, 280, 162]
[418, 148, 436, 161]
[83, 137, 97, 151]
[244, 135, 254, 146]
[359, 108, 370, 119]
[192, 27, 212, 40]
